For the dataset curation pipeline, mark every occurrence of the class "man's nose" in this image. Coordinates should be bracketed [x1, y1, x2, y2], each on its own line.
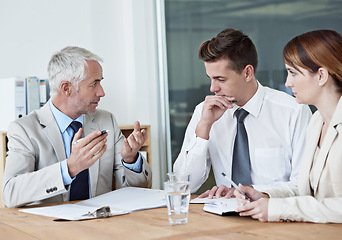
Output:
[97, 84, 105, 97]
[210, 80, 219, 93]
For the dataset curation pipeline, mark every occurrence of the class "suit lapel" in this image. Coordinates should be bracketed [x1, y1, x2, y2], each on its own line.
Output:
[311, 97, 342, 194]
[312, 123, 338, 194]
[38, 103, 71, 202]
[299, 115, 322, 195]
[38, 103, 66, 161]
[84, 114, 100, 197]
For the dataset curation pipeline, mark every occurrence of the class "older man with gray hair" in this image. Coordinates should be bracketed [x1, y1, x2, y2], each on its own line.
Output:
[3, 46, 152, 208]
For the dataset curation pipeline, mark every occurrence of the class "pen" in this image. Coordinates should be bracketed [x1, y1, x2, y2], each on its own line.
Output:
[221, 172, 250, 200]
[99, 129, 110, 136]
[74, 130, 109, 144]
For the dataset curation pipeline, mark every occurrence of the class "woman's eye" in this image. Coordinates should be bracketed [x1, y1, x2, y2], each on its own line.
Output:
[288, 70, 296, 76]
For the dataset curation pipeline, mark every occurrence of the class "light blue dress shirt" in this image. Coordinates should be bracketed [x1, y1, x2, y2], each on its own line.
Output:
[49, 100, 143, 188]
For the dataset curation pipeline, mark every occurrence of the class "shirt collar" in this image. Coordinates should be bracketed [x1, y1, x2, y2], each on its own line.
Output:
[234, 80, 265, 118]
[49, 99, 83, 133]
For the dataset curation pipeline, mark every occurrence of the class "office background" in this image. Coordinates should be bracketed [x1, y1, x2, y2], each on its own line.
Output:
[0, 0, 166, 189]
[1, 0, 342, 191]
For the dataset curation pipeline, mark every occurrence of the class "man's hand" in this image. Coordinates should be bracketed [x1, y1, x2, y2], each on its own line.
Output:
[67, 128, 108, 178]
[121, 121, 147, 164]
[199, 185, 235, 199]
[196, 95, 235, 139]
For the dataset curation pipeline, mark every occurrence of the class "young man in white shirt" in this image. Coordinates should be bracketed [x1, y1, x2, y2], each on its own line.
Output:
[173, 28, 312, 198]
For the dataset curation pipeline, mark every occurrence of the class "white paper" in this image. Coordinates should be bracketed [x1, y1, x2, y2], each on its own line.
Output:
[19, 187, 166, 220]
[190, 196, 209, 204]
[20, 204, 128, 221]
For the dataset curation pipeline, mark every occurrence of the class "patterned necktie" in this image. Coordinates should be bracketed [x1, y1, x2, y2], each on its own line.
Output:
[232, 108, 252, 185]
[69, 121, 89, 201]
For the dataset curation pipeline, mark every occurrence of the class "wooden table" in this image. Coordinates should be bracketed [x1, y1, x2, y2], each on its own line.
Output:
[0, 201, 341, 240]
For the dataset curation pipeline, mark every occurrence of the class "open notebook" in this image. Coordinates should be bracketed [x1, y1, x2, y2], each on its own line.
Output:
[191, 197, 239, 216]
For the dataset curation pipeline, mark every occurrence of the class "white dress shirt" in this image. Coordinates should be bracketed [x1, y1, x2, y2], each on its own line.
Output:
[174, 82, 312, 192]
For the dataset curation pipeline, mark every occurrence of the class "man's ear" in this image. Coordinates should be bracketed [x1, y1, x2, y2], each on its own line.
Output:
[60, 81, 73, 97]
[244, 65, 254, 82]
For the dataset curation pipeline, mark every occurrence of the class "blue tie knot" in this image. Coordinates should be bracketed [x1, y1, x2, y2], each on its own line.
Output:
[70, 121, 82, 133]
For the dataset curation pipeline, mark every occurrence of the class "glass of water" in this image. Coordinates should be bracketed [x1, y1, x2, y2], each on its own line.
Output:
[164, 181, 191, 224]
[167, 172, 191, 183]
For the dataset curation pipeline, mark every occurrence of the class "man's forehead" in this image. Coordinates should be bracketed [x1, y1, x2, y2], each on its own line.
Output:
[85, 60, 103, 74]
[205, 59, 233, 74]
[86, 59, 102, 68]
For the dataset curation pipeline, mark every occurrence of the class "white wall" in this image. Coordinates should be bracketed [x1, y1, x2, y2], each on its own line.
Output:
[0, 0, 164, 188]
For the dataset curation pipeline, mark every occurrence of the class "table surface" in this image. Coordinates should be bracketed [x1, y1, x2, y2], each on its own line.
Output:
[0, 201, 341, 240]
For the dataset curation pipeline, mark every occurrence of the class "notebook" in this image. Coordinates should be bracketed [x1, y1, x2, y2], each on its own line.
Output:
[198, 197, 239, 216]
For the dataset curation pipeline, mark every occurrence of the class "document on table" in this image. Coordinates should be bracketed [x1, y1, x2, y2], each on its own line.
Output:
[190, 196, 239, 216]
[19, 187, 166, 220]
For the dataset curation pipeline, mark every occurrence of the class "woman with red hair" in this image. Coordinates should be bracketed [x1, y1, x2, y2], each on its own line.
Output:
[235, 30, 342, 223]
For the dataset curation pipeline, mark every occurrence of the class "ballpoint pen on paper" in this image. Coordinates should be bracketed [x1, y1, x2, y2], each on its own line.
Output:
[221, 172, 250, 200]
[74, 130, 109, 144]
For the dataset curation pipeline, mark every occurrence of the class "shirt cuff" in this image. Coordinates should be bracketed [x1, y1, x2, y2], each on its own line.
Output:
[122, 153, 143, 173]
[268, 198, 284, 222]
[61, 159, 74, 185]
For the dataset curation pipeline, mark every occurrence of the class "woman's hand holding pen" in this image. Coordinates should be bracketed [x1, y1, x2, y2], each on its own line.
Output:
[234, 184, 270, 222]
[234, 184, 265, 202]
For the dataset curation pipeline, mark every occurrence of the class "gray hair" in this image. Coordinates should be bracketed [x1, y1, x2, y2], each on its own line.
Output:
[47, 46, 103, 98]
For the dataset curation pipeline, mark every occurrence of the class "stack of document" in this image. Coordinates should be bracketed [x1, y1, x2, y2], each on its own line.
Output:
[20, 187, 166, 220]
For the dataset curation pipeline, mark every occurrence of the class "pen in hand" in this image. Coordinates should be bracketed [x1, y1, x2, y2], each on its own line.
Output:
[221, 172, 250, 200]
[74, 130, 109, 144]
